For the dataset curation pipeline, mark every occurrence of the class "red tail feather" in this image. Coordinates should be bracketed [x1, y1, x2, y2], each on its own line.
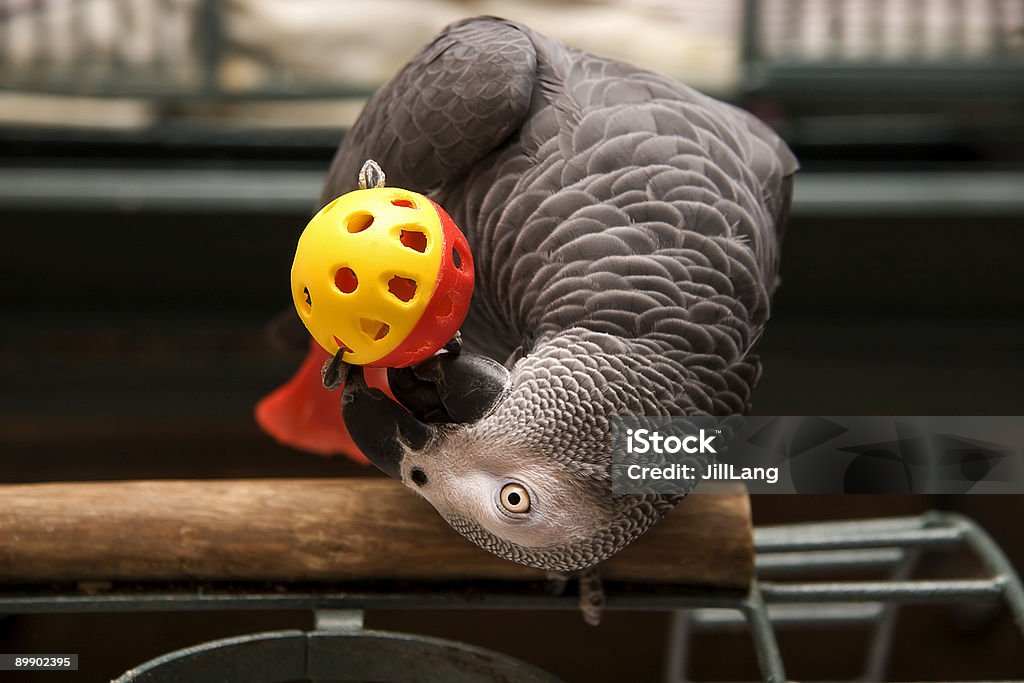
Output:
[255, 340, 369, 463]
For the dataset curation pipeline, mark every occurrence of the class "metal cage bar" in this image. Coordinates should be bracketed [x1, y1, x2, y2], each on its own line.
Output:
[668, 512, 1024, 682]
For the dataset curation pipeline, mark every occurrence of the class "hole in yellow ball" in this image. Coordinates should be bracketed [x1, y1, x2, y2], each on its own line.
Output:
[392, 198, 417, 209]
[360, 318, 391, 341]
[301, 286, 312, 312]
[346, 212, 374, 233]
[399, 229, 428, 253]
[332, 336, 352, 353]
[334, 267, 358, 294]
[388, 276, 417, 302]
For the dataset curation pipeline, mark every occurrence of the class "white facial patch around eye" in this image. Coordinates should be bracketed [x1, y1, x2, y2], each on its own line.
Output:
[406, 432, 610, 549]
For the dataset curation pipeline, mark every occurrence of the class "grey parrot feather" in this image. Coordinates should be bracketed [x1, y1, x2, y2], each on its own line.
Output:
[326, 17, 798, 573]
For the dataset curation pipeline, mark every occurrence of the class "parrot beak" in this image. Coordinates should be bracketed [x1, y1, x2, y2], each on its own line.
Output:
[341, 366, 435, 479]
[387, 352, 510, 424]
[341, 352, 509, 480]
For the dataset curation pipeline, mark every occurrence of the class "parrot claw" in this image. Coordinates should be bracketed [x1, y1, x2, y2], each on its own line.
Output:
[442, 330, 463, 355]
[545, 569, 604, 624]
[321, 352, 350, 390]
[578, 566, 605, 627]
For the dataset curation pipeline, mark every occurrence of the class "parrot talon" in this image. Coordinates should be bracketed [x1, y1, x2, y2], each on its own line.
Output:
[578, 566, 605, 627]
[321, 352, 350, 390]
[442, 330, 463, 355]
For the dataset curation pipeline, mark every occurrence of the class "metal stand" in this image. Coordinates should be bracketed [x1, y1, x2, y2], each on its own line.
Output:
[665, 512, 1024, 682]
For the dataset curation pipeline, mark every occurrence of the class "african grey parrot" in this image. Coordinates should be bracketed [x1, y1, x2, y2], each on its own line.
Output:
[269, 16, 796, 621]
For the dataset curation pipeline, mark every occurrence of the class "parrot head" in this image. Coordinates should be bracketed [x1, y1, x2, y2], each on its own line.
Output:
[341, 335, 679, 573]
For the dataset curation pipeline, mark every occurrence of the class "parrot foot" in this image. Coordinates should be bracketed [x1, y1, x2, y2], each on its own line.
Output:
[321, 352, 350, 390]
[578, 566, 605, 627]
[442, 330, 463, 355]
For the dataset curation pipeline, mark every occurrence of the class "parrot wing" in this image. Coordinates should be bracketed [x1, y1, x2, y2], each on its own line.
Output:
[321, 17, 538, 201]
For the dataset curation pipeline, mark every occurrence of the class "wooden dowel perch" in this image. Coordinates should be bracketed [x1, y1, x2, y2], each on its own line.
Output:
[0, 479, 752, 589]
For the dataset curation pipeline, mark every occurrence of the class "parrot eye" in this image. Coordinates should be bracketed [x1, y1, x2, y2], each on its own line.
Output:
[499, 483, 531, 514]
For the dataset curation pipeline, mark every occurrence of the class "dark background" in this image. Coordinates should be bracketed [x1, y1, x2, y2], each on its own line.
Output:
[2, 1, 1024, 680]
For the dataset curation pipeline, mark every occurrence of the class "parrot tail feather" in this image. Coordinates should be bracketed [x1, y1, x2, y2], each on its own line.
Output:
[255, 340, 369, 463]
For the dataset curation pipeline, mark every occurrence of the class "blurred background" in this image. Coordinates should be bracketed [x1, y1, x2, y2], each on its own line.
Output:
[1, 0, 1023, 680]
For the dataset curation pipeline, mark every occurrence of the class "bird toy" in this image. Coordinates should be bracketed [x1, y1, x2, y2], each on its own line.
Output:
[290, 160, 474, 368]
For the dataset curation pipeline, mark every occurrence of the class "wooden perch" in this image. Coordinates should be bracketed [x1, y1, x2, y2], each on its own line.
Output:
[0, 478, 752, 589]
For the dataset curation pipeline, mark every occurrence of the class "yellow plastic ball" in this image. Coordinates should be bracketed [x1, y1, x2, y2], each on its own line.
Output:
[291, 187, 449, 366]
